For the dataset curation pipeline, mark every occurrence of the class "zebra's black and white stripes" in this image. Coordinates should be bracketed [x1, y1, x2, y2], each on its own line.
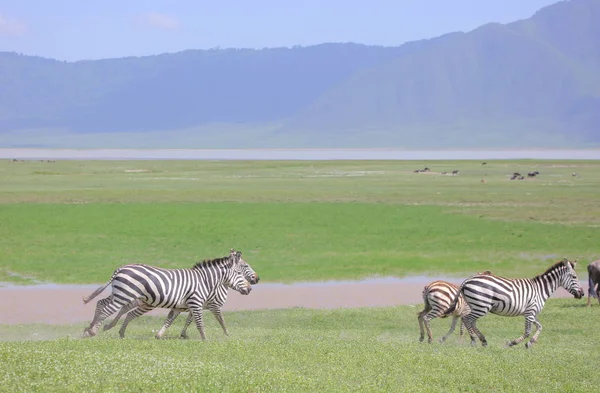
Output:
[102, 250, 259, 338]
[82, 249, 253, 340]
[418, 280, 469, 344]
[444, 258, 584, 348]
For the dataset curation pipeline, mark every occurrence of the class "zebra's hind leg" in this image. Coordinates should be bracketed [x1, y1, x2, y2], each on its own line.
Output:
[463, 316, 487, 347]
[439, 315, 459, 343]
[155, 309, 183, 339]
[208, 305, 229, 336]
[507, 315, 534, 348]
[104, 298, 142, 331]
[118, 303, 154, 339]
[82, 296, 120, 338]
[417, 307, 429, 343]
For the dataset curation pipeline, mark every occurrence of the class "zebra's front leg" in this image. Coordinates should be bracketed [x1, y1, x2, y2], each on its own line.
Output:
[118, 303, 154, 339]
[155, 309, 182, 339]
[507, 315, 534, 347]
[440, 316, 459, 343]
[208, 305, 229, 336]
[525, 317, 542, 349]
[179, 313, 194, 339]
[190, 305, 206, 341]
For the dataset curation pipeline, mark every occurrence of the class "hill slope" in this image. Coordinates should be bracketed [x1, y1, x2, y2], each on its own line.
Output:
[0, 0, 598, 148]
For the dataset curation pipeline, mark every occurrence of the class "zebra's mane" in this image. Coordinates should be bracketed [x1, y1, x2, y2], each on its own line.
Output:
[534, 259, 570, 279]
[192, 255, 233, 270]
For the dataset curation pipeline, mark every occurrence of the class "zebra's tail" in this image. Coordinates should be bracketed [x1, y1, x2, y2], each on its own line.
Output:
[589, 275, 599, 299]
[82, 267, 122, 304]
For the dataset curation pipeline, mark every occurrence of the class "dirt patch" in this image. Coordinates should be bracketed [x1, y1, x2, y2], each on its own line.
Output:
[0, 278, 586, 325]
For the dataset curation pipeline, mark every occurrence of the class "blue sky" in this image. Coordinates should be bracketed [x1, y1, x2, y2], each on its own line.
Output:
[0, 0, 559, 61]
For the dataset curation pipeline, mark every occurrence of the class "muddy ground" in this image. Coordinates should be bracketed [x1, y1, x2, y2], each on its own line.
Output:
[0, 278, 584, 325]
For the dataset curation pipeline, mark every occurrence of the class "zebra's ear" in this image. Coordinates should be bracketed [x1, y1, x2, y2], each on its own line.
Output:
[236, 251, 242, 257]
[571, 259, 578, 267]
[561, 257, 569, 264]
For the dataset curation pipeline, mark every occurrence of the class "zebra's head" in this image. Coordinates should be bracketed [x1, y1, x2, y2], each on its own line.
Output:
[558, 258, 584, 299]
[221, 249, 252, 295]
[229, 248, 260, 284]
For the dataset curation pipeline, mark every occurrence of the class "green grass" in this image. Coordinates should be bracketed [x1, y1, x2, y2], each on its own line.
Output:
[0, 300, 597, 392]
[1, 159, 599, 284]
[0, 202, 598, 284]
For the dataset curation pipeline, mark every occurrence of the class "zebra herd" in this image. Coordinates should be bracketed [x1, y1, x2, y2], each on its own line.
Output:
[82, 249, 258, 340]
[82, 252, 597, 348]
[418, 258, 589, 348]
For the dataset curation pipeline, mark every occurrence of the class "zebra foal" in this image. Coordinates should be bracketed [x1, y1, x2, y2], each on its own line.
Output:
[103, 249, 259, 339]
[82, 249, 252, 340]
[444, 258, 584, 348]
[418, 271, 491, 344]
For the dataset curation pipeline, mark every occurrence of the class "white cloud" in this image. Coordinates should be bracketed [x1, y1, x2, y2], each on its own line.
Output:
[141, 12, 180, 30]
[0, 13, 27, 36]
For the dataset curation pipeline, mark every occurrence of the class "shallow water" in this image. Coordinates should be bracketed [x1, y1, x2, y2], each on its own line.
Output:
[0, 275, 463, 290]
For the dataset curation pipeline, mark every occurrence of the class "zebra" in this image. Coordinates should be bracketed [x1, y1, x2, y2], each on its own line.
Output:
[418, 271, 492, 344]
[444, 258, 584, 348]
[102, 249, 259, 339]
[81, 249, 252, 340]
[587, 259, 600, 307]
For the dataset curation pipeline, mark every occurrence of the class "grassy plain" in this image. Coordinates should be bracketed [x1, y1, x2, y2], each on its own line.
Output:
[1, 158, 599, 284]
[0, 299, 597, 393]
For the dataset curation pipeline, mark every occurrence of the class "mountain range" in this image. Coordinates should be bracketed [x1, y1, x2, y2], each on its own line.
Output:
[1, 0, 599, 148]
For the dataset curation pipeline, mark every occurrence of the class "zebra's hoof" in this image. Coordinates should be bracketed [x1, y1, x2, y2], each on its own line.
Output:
[419, 336, 424, 343]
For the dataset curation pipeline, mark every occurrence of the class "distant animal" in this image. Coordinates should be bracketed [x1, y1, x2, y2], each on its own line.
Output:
[414, 167, 431, 173]
[481, 162, 487, 166]
[587, 259, 600, 307]
[444, 258, 584, 348]
[518, 176, 525, 180]
[481, 179, 487, 184]
[441, 171, 447, 175]
[418, 271, 492, 344]
[572, 172, 579, 177]
[527, 171, 540, 177]
[452, 170, 459, 175]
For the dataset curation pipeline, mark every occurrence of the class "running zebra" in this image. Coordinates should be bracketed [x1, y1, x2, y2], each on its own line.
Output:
[418, 271, 491, 344]
[444, 258, 584, 348]
[103, 250, 259, 339]
[82, 249, 252, 340]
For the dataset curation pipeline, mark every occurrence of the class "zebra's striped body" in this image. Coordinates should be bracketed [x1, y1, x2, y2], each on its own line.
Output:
[418, 280, 469, 344]
[103, 250, 259, 338]
[82, 249, 252, 340]
[444, 258, 584, 348]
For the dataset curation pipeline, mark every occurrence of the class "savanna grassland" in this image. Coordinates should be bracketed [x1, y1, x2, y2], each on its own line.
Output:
[1, 157, 599, 392]
[0, 158, 598, 283]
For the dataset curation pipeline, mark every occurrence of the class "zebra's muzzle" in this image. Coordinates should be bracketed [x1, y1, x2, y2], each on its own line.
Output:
[239, 285, 252, 295]
[573, 288, 584, 299]
[249, 275, 260, 285]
